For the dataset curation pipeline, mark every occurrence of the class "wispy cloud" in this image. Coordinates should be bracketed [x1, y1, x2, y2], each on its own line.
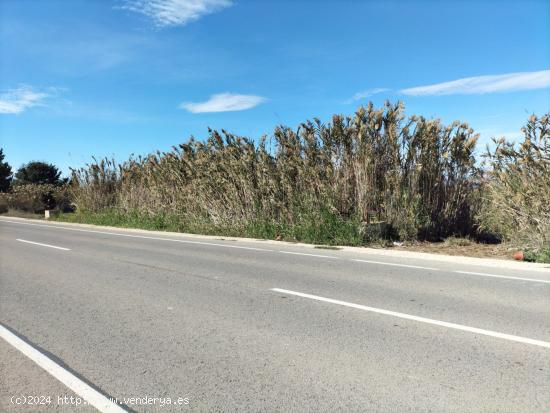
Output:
[0, 85, 50, 114]
[346, 88, 389, 103]
[478, 129, 524, 140]
[401, 70, 550, 96]
[180, 93, 266, 113]
[123, 0, 233, 27]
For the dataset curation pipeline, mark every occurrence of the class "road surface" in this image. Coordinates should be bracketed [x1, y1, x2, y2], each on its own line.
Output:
[1, 218, 549, 412]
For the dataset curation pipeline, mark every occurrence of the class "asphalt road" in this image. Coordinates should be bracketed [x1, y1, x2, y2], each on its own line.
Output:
[1, 218, 549, 412]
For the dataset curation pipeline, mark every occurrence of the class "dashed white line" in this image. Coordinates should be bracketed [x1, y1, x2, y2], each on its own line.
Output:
[3, 220, 550, 285]
[16, 239, 70, 251]
[5, 220, 335, 259]
[271, 288, 550, 349]
[5, 220, 273, 253]
[0, 324, 126, 412]
[454, 270, 550, 284]
[352, 259, 438, 271]
[278, 251, 338, 259]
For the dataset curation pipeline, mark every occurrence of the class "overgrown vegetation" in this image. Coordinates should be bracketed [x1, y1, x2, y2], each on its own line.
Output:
[0, 157, 69, 214]
[524, 245, 550, 263]
[67, 102, 480, 245]
[4, 104, 548, 262]
[0, 184, 71, 214]
[478, 113, 549, 260]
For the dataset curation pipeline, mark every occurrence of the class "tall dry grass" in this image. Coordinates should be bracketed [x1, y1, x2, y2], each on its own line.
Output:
[69, 102, 480, 244]
[478, 114, 550, 251]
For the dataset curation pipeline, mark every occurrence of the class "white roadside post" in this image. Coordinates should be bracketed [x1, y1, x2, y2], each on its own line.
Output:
[44, 210, 50, 219]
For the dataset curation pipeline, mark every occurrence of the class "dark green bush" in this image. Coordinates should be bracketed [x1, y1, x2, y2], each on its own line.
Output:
[523, 245, 550, 263]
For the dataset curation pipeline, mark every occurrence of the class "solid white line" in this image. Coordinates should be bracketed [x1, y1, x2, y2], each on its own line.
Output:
[16, 239, 70, 251]
[0, 324, 126, 412]
[352, 259, 438, 271]
[454, 270, 550, 284]
[271, 288, 550, 349]
[278, 251, 338, 259]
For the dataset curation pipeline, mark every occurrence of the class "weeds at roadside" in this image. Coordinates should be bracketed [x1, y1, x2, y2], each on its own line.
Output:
[27, 105, 549, 262]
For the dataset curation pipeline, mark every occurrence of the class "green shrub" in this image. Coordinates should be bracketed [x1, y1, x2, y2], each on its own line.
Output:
[523, 245, 550, 263]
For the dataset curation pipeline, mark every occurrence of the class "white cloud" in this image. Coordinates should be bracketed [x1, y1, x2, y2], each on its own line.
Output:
[0, 85, 49, 114]
[401, 70, 550, 96]
[346, 88, 389, 103]
[123, 0, 233, 27]
[180, 93, 266, 113]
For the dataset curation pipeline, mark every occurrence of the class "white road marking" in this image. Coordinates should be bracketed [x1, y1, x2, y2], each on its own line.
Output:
[4, 220, 273, 253]
[4, 219, 335, 259]
[16, 239, 70, 251]
[0, 324, 126, 413]
[352, 259, 438, 271]
[278, 251, 338, 259]
[2, 220, 550, 285]
[454, 270, 550, 284]
[271, 288, 550, 349]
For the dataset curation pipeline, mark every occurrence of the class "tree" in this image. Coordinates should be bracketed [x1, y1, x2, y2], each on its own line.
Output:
[0, 149, 12, 192]
[15, 161, 62, 185]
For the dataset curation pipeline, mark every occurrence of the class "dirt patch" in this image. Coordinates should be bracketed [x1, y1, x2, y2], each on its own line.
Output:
[393, 241, 517, 260]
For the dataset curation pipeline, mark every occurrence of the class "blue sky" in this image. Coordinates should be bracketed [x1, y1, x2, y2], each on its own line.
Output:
[1, 0, 549, 175]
